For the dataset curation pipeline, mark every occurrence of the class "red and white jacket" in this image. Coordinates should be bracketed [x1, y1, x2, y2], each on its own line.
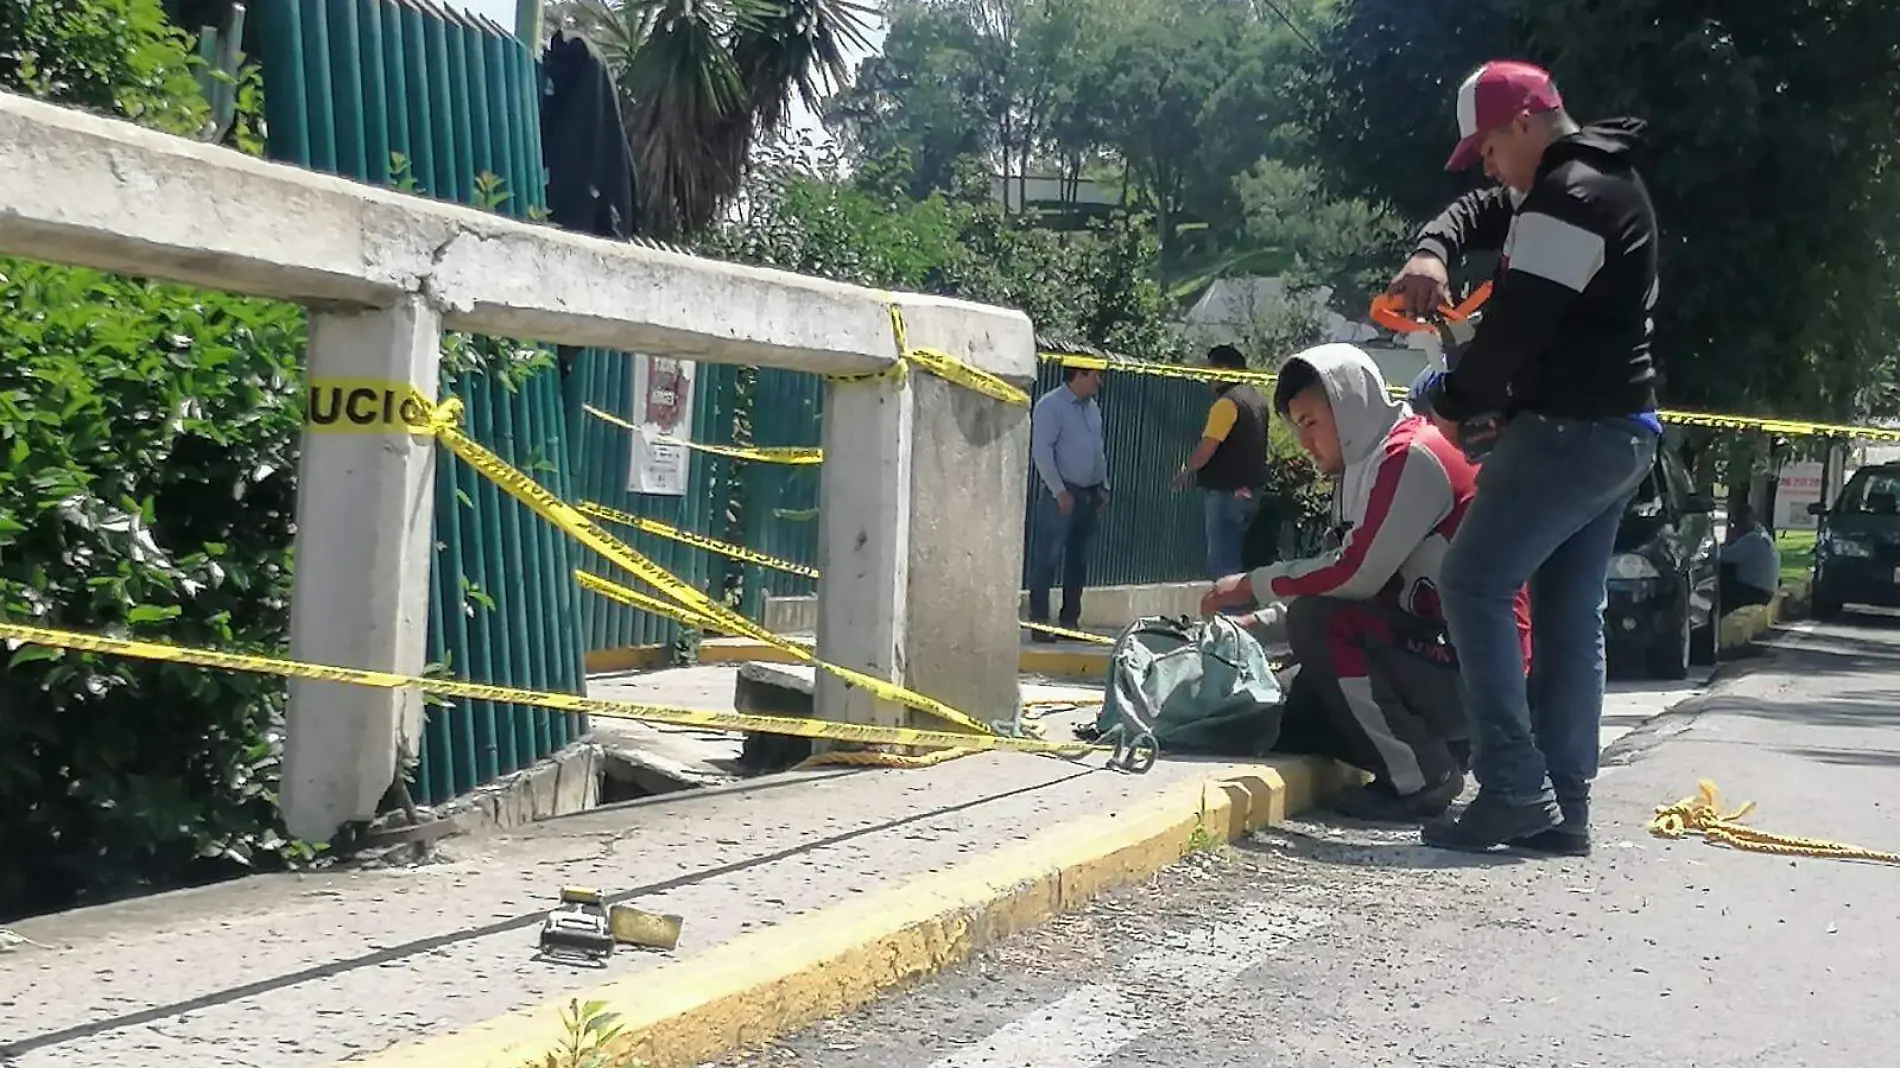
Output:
[1249, 343, 1532, 668]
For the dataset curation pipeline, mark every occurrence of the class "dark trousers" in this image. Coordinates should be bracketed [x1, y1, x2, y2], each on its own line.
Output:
[1027, 483, 1104, 624]
[1268, 596, 1469, 796]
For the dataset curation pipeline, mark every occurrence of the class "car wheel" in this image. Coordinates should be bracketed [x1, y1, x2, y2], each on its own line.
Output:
[1690, 583, 1718, 666]
[1645, 598, 1691, 680]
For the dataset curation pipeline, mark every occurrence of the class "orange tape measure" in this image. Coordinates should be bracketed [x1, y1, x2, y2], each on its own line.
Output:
[1368, 281, 1493, 335]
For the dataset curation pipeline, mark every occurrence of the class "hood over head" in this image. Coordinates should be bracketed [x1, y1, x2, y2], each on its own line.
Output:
[1274, 343, 1408, 466]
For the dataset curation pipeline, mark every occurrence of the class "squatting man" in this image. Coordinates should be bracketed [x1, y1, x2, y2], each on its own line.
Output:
[1201, 343, 1531, 824]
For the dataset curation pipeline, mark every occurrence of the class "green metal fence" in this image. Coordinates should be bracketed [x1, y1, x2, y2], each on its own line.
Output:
[257, 0, 592, 804]
[737, 368, 824, 617]
[1019, 360, 1213, 586]
[565, 352, 740, 652]
[727, 360, 1235, 619]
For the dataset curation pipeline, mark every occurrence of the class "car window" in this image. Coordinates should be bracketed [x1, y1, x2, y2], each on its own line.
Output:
[1837, 469, 1900, 516]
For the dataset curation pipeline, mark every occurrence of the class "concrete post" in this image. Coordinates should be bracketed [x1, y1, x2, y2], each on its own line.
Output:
[814, 368, 915, 731]
[283, 297, 442, 842]
[812, 297, 1035, 736]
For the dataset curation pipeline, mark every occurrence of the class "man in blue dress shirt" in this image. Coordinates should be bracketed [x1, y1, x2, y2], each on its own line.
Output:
[1027, 365, 1109, 640]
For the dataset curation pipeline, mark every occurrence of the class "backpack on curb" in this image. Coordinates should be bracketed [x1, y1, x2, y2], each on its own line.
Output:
[1078, 614, 1286, 770]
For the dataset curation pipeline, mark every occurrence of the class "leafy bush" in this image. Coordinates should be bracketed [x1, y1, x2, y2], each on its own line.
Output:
[0, 0, 311, 920]
[0, 260, 310, 919]
[0, 0, 208, 134]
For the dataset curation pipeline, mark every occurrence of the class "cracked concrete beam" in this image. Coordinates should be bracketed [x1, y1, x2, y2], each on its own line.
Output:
[0, 91, 1035, 379]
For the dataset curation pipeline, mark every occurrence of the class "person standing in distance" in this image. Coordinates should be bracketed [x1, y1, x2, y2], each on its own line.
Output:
[1172, 344, 1270, 581]
[1026, 365, 1110, 641]
[1393, 60, 1662, 855]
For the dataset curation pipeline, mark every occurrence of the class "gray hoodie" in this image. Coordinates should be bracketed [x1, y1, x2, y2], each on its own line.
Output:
[1248, 343, 1480, 622]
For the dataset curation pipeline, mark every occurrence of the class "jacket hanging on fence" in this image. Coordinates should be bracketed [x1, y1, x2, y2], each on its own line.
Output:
[540, 30, 638, 382]
[541, 30, 636, 240]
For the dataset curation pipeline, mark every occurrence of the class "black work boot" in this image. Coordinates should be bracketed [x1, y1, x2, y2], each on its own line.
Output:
[1334, 773, 1464, 824]
[1511, 799, 1591, 856]
[1421, 790, 1562, 852]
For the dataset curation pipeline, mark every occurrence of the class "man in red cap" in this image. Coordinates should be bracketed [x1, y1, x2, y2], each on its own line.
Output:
[1388, 60, 1662, 856]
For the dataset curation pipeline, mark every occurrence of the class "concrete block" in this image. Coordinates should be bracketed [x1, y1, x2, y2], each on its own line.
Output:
[813, 296, 1034, 733]
[283, 298, 441, 843]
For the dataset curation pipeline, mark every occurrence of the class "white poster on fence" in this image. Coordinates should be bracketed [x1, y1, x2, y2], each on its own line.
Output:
[627, 354, 696, 496]
[1776, 460, 1823, 530]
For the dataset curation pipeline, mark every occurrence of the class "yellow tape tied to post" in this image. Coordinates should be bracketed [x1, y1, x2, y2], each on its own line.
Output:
[417, 396, 1004, 738]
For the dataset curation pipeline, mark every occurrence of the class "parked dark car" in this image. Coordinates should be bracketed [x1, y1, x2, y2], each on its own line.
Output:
[1808, 462, 1900, 619]
[1605, 442, 1720, 679]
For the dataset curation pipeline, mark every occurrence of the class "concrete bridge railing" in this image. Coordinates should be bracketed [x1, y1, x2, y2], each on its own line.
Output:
[0, 91, 1035, 842]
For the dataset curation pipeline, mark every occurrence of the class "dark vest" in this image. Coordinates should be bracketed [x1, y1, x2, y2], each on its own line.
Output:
[1196, 384, 1270, 491]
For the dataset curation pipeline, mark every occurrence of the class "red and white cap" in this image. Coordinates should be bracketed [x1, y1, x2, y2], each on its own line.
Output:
[1446, 60, 1564, 171]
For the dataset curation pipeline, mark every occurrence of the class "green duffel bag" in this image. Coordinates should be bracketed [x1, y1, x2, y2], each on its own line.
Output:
[1079, 614, 1286, 771]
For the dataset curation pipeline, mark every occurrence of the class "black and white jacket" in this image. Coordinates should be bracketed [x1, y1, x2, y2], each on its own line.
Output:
[1419, 118, 1661, 424]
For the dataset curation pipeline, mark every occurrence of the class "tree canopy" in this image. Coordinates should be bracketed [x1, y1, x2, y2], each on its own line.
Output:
[822, 0, 1382, 300]
[1303, 0, 1900, 420]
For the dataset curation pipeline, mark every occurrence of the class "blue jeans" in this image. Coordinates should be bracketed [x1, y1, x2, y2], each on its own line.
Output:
[1204, 490, 1261, 579]
[1027, 483, 1103, 623]
[1439, 415, 1657, 818]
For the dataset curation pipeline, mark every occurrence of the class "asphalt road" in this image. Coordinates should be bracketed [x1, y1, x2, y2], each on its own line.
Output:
[719, 616, 1900, 1068]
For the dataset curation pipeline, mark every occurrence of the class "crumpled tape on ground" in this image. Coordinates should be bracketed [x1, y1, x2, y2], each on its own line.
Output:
[1649, 779, 1900, 865]
[0, 621, 1095, 758]
[424, 398, 1000, 738]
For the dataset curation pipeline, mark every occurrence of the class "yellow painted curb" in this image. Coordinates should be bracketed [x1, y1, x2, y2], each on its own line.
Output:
[327, 756, 1355, 1068]
[1017, 645, 1110, 680]
[694, 638, 811, 666]
[1716, 577, 1814, 652]
[582, 644, 669, 674]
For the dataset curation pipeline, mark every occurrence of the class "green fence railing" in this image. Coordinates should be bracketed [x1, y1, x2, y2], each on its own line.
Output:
[565, 351, 740, 654]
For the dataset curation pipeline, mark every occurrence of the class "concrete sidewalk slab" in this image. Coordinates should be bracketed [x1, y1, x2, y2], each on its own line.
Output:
[0, 748, 1353, 1068]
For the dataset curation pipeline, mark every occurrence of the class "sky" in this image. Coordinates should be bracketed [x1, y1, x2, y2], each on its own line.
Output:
[452, 0, 891, 150]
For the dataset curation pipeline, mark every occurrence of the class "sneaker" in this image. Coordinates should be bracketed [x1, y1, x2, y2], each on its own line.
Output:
[1420, 790, 1562, 853]
[1509, 828, 1592, 857]
[1334, 773, 1464, 824]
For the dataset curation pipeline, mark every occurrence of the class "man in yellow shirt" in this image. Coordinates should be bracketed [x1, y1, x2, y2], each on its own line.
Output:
[1172, 344, 1270, 578]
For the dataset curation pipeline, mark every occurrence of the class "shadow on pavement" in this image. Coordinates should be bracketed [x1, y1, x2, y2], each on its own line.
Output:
[1235, 821, 1526, 872]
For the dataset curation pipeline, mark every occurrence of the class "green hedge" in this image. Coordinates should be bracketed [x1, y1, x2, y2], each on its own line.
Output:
[0, 260, 311, 918]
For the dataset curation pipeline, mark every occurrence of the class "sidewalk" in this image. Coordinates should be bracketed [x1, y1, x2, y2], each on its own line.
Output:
[0, 679, 1353, 1068]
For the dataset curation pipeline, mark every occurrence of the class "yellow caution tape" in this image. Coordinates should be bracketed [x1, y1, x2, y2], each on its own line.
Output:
[833, 306, 1030, 407]
[1040, 350, 1278, 390]
[578, 500, 819, 579]
[575, 570, 734, 634]
[1649, 779, 1900, 865]
[1040, 351, 1900, 441]
[0, 621, 1095, 758]
[305, 377, 436, 434]
[582, 404, 824, 465]
[423, 397, 1000, 738]
[886, 306, 1030, 407]
[1021, 620, 1116, 646]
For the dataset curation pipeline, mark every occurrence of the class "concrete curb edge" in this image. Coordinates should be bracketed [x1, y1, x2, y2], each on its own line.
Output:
[331, 756, 1357, 1068]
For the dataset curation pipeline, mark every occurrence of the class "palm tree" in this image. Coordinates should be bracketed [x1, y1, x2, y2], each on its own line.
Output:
[552, 0, 876, 238]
